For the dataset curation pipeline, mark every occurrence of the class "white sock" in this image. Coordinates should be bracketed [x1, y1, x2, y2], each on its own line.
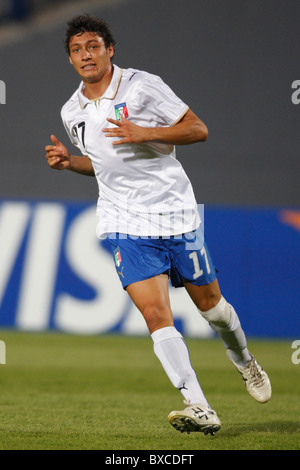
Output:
[209, 301, 251, 368]
[151, 326, 209, 406]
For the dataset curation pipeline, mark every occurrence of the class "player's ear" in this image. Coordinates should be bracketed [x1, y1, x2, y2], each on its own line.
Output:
[69, 56, 73, 65]
[107, 44, 114, 59]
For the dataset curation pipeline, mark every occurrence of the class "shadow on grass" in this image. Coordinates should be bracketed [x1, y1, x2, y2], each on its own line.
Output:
[223, 420, 300, 437]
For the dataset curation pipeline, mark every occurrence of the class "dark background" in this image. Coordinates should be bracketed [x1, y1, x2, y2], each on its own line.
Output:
[0, 0, 299, 206]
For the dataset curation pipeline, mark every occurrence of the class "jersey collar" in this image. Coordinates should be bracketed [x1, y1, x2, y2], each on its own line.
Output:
[78, 65, 122, 109]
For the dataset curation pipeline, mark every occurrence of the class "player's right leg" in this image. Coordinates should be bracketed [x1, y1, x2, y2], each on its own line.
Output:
[106, 234, 221, 434]
[126, 274, 221, 435]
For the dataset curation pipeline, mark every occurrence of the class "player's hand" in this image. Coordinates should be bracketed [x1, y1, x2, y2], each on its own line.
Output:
[45, 135, 71, 170]
[102, 116, 149, 145]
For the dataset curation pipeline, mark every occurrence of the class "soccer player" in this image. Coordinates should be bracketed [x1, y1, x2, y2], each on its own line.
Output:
[45, 14, 271, 435]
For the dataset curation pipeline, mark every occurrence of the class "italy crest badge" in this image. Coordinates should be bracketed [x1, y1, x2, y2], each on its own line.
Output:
[114, 102, 129, 120]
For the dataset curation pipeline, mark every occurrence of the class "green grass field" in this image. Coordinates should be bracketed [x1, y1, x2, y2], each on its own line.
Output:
[0, 330, 299, 451]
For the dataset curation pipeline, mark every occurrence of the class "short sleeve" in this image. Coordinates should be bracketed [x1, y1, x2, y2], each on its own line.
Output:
[137, 75, 189, 126]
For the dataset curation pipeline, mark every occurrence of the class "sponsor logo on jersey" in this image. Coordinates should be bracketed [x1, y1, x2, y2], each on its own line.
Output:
[115, 102, 128, 120]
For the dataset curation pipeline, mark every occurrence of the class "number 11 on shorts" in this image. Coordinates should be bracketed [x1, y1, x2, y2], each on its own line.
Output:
[189, 248, 211, 280]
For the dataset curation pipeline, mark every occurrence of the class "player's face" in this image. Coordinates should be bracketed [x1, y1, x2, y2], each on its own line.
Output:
[68, 31, 114, 84]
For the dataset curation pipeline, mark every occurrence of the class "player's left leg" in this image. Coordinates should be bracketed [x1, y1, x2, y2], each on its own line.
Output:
[184, 279, 252, 368]
[167, 229, 253, 371]
[184, 279, 272, 403]
[168, 227, 271, 404]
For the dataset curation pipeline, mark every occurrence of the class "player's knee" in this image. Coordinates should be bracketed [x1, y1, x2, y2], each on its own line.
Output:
[197, 295, 220, 312]
[198, 296, 231, 329]
[142, 304, 172, 332]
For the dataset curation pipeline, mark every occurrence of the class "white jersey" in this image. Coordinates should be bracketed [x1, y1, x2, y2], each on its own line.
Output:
[61, 65, 201, 238]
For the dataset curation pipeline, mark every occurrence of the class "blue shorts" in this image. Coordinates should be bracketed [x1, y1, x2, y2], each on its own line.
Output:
[107, 226, 217, 289]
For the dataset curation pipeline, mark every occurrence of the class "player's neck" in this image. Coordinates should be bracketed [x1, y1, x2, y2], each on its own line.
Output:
[82, 66, 113, 101]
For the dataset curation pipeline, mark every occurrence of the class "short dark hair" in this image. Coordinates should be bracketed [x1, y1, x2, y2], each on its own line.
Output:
[65, 14, 116, 54]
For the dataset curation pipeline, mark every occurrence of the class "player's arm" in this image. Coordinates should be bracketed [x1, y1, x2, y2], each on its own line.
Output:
[45, 135, 95, 176]
[103, 109, 208, 146]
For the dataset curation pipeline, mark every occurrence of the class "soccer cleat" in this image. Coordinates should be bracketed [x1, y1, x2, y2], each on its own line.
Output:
[168, 401, 221, 435]
[226, 350, 272, 403]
